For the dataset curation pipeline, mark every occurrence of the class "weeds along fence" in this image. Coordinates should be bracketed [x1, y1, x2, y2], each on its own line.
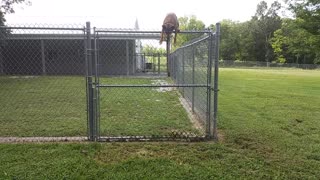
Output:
[0, 22, 221, 142]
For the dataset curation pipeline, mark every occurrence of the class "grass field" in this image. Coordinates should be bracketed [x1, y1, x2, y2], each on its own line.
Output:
[98, 78, 200, 136]
[1, 68, 320, 179]
[0, 76, 200, 137]
[0, 76, 87, 136]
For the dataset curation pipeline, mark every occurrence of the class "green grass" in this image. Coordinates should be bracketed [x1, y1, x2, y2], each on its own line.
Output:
[0, 68, 320, 179]
[218, 68, 320, 155]
[0, 76, 87, 137]
[98, 77, 199, 136]
[0, 76, 199, 137]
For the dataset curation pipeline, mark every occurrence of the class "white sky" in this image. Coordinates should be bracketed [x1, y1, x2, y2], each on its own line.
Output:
[6, 0, 282, 29]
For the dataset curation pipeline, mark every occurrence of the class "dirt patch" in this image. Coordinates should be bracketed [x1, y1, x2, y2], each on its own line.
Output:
[151, 80, 174, 92]
[178, 97, 205, 134]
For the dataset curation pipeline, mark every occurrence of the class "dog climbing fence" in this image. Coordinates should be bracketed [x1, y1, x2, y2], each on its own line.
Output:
[0, 22, 220, 142]
[90, 23, 220, 142]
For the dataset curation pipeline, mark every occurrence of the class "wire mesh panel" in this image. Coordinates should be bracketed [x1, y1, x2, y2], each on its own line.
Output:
[93, 29, 219, 141]
[0, 25, 88, 137]
[170, 34, 215, 136]
[0, 22, 220, 141]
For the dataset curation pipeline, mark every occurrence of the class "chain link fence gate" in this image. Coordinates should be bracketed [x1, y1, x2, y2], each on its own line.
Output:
[89, 23, 220, 142]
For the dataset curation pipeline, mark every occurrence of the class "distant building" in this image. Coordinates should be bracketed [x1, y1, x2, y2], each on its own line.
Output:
[0, 21, 159, 76]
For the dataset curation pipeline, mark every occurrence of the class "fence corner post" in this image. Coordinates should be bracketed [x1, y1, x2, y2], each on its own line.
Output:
[213, 22, 221, 141]
[166, 35, 171, 77]
[85, 21, 96, 141]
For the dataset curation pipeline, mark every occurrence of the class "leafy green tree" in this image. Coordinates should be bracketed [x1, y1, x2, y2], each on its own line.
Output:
[173, 15, 206, 49]
[250, 0, 282, 62]
[271, 18, 318, 64]
[0, 0, 31, 25]
[218, 20, 240, 60]
[216, 20, 261, 62]
[142, 45, 165, 55]
[285, 0, 320, 35]
[285, 0, 320, 63]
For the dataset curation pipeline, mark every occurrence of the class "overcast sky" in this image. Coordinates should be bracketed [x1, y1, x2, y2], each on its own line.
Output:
[6, 0, 282, 29]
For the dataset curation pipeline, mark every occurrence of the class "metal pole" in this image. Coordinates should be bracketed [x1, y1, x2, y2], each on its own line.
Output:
[93, 27, 100, 140]
[182, 48, 185, 97]
[166, 35, 170, 77]
[40, 39, 46, 75]
[126, 40, 130, 76]
[207, 33, 214, 138]
[0, 46, 3, 75]
[132, 42, 135, 74]
[213, 23, 221, 141]
[143, 53, 146, 72]
[86, 22, 95, 141]
[93, 29, 212, 34]
[192, 45, 195, 113]
[153, 55, 156, 73]
[158, 53, 160, 75]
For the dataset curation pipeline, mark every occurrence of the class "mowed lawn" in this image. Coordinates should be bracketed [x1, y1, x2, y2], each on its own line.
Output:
[0, 76, 198, 136]
[1, 68, 320, 179]
[0, 76, 88, 137]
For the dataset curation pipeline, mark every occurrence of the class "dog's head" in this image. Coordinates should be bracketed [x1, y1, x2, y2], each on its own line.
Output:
[162, 24, 175, 34]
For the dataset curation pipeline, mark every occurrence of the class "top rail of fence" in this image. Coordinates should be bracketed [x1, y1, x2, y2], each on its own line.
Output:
[172, 34, 212, 51]
[95, 29, 212, 34]
[0, 26, 85, 31]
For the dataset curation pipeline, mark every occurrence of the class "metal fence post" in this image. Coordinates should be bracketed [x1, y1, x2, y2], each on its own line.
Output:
[207, 32, 214, 138]
[126, 40, 130, 76]
[158, 53, 160, 75]
[93, 27, 100, 141]
[182, 48, 185, 96]
[213, 23, 221, 141]
[166, 35, 171, 77]
[153, 55, 156, 73]
[192, 45, 195, 113]
[86, 22, 95, 141]
[40, 39, 46, 75]
[0, 46, 3, 75]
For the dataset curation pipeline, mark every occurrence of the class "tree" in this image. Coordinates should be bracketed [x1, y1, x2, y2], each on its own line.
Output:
[0, 0, 31, 25]
[173, 15, 206, 49]
[285, 0, 320, 35]
[285, 0, 320, 63]
[142, 45, 165, 55]
[270, 18, 318, 64]
[250, 1, 282, 62]
[218, 20, 239, 60]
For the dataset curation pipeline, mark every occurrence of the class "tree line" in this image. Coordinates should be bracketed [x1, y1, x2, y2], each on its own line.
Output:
[1, 0, 319, 64]
[175, 0, 319, 64]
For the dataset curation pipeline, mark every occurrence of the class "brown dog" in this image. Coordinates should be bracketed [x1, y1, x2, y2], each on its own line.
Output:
[159, 13, 180, 45]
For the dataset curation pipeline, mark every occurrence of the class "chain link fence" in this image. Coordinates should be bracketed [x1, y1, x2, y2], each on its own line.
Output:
[169, 34, 215, 135]
[93, 27, 220, 141]
[0, 25, 88, 137]
[0, 22, 221, 141]
[219, 60, 320, 69]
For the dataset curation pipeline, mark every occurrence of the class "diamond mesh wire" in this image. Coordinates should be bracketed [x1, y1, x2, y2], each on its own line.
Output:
[170, 34, 215, 128]
[0, 25, 87, 137]
[94, 31, 214, 139]
[0, 24, 217, 140]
